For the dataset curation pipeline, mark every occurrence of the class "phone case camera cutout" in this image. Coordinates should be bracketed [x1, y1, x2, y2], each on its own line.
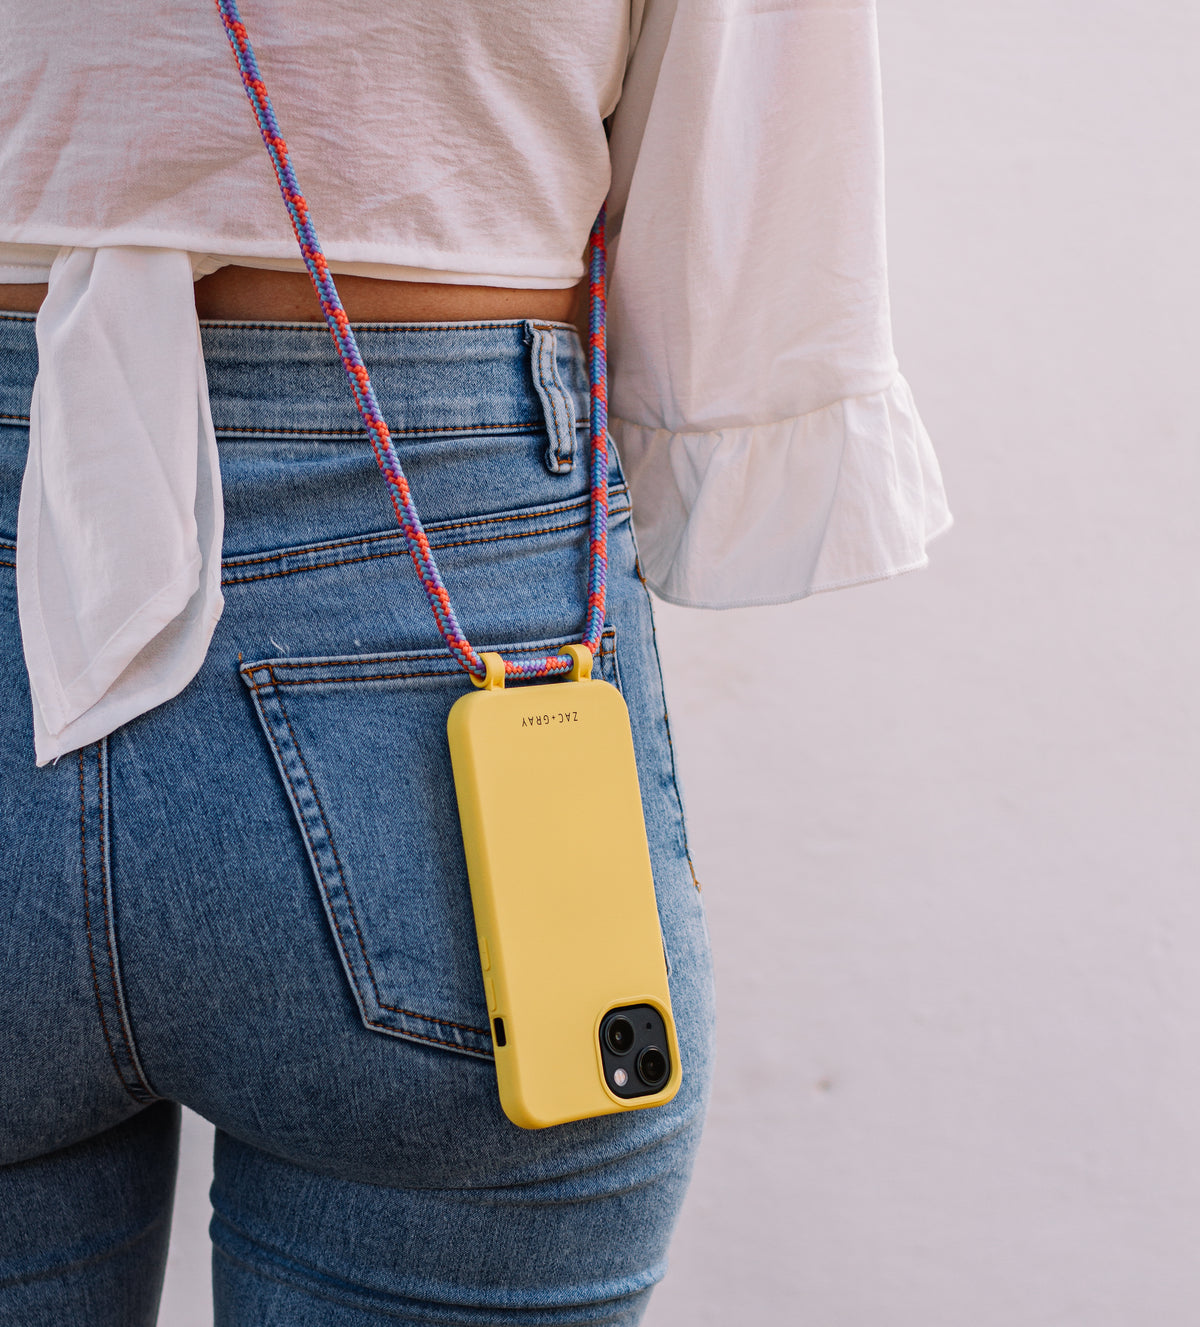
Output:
[599, 1005, 673, 1098]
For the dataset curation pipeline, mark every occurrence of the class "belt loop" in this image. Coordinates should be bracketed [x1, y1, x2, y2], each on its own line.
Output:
[524, 321, 577, 475]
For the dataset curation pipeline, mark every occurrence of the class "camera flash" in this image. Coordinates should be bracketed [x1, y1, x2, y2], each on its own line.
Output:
[613, 1068, 628, 1087]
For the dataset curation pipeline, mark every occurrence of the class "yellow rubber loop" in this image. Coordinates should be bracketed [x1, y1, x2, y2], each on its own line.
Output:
[471, 652, 506, 690]
[558, 644, 594, 682]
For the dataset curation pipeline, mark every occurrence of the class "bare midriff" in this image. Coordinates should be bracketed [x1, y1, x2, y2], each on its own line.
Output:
[0, 267, 585, 326]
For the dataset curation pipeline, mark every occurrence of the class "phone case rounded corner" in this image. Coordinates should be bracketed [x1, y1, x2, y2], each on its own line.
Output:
[498, 1081, 590, 1131]
[499, 1097, 555, 1131]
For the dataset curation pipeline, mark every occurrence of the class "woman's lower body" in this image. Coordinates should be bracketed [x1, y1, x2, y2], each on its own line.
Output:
[0, 314, 714, 1325]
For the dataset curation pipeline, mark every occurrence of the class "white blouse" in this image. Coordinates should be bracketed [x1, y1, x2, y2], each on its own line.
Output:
[0, 0, 951, 765]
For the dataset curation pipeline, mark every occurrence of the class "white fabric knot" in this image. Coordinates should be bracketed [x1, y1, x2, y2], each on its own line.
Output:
[17, 247, 224, 765]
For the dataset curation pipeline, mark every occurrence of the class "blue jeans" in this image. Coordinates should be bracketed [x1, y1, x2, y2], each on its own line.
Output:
[0, 313, 714, 1325]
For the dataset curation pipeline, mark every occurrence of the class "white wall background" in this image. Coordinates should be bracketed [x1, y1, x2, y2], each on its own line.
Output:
[160, 3, 1200, 1323]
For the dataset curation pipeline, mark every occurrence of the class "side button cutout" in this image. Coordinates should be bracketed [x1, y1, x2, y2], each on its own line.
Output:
[493, 1017, 507, 1047]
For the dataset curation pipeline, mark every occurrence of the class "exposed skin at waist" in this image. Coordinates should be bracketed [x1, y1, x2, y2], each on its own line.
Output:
[0, 267, 586, 327]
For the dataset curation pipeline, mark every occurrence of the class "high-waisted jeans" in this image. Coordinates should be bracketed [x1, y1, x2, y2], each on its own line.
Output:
[0, 313, 714, 1326]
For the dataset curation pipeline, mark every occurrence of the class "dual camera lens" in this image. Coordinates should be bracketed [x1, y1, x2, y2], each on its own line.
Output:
[600, 1008, 670, 1094]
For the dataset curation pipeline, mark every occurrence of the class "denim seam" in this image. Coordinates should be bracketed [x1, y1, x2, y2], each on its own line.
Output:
[98, 737, 159, 1101]
[79, 750, 129, 1094]
[260, 631, 615, 674]
[247, 680, 493, 1051]
[81, 748, 157, 1098]
[628, 529, 703, 893]
[221, 515, 621, 588]
[250, 636, 615, 689]
[649, 639, 701, 890]
[214, 420, 558, 440]
[0, 414, 558, 434]
[199, 317, 576, 333]
[221, 489, 627, 571]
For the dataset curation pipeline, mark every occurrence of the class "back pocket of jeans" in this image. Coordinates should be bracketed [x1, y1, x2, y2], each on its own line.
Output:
[240, 629, 619, 1060]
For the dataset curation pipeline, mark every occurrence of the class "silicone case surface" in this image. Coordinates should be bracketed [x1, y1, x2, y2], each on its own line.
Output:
[447, 672, 681, 1129]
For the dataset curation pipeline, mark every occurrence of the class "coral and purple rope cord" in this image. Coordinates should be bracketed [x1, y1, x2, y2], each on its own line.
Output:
[215, 0, 607, 681]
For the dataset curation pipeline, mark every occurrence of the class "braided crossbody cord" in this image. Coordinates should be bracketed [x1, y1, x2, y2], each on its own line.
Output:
[214, 0, 609, 682]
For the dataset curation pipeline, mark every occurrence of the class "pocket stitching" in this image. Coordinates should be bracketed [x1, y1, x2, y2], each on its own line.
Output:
[262, 633, 614, 674]
[251, 677, 494, 1047]
[252, 635, 615, 689]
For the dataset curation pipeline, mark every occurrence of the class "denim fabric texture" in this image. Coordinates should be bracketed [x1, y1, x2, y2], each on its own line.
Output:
[0, 313, 715, 1326]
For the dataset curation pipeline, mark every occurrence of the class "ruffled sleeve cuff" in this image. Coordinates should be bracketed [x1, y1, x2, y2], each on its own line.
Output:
[610, 373, 952, 611]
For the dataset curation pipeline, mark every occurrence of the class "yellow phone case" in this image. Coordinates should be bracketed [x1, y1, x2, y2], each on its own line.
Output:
[446, 647, 681, 1129]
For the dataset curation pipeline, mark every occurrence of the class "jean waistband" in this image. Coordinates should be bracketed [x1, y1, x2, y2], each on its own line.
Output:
[201, 318, 589, 440]
[0, 313, 590, 439]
